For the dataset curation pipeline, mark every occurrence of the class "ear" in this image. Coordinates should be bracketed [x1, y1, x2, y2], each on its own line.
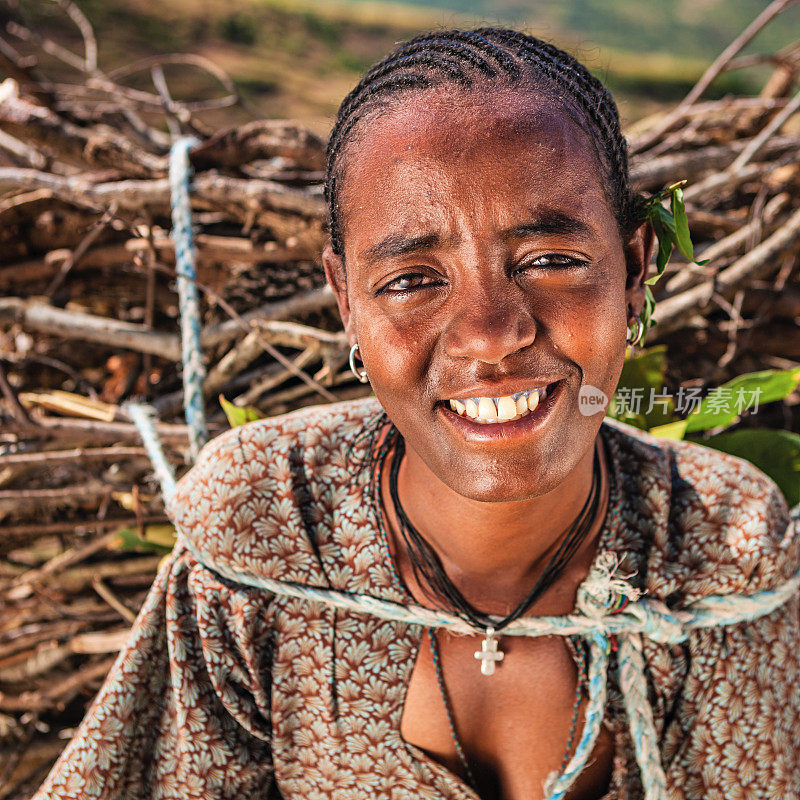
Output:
[623, 222, 655, 319]
[322, 245, 354, 342]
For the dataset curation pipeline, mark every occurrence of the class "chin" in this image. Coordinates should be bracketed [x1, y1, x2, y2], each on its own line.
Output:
[416, 419, 594, 504]
[447, 442, 586, 502]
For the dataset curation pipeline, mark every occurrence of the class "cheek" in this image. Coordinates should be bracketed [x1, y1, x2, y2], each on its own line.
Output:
[546, 277, 628, 387]
[352, 299, 436, 392]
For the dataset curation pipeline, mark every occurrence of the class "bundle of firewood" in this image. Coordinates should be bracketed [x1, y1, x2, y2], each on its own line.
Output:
[0, 0, 799, 796]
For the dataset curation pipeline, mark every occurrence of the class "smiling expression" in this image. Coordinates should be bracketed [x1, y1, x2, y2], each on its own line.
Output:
[324, 86, 649, 502]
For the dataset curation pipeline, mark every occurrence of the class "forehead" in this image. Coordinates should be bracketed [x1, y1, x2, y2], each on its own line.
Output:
[336, 86, 614, 248]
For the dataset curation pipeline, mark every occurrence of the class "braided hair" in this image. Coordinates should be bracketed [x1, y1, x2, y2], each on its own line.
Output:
[325, 28, 638, 259]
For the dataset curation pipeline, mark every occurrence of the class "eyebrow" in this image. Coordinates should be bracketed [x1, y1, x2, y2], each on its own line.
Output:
[362, 232, 440, 261]
[503, 211, 594, 240]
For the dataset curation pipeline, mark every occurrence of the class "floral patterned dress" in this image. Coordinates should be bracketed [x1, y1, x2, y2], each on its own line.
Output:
[33, 397, 799, 800]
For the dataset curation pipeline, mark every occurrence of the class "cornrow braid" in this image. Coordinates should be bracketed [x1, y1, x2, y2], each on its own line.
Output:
[325, 27, 637, 260]
[477, 28, 632, 223]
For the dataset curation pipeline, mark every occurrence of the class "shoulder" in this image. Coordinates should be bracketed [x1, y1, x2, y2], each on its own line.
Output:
[167, 397, 383, 581]
[602, 419, 797, 602]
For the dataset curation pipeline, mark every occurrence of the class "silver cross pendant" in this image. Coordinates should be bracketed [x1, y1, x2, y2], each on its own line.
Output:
[474, 627, 504, 676]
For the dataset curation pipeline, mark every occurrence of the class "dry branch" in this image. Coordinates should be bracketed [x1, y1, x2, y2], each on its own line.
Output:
[1, 4, 799, 786]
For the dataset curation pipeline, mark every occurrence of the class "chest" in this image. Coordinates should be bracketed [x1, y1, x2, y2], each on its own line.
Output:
[400, 629, 615, 800]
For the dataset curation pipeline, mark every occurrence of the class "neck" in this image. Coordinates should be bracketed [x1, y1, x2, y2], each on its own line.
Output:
[380, 430, 609, 615]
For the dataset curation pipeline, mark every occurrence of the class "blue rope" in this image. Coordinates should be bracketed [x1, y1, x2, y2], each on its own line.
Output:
[543, 632, 610, 799]
[175, 532, 799, 800]
[125, 402, 177, 503]
[133, 155, 800, 797]
[173, 534, 800, 644]
[169, 136, 207, 460]
[618, 633, 668, 800]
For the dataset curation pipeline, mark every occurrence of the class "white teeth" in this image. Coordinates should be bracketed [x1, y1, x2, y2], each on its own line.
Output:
[446, 384, 555, 424]
[477, 397, 498, 421]
[496, 396, 517, 421]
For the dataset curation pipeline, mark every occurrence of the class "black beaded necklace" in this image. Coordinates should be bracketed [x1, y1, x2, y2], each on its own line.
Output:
[389, 436, 600, 632]
[353, 419, 604, 792]
[386, 433, 603, 669]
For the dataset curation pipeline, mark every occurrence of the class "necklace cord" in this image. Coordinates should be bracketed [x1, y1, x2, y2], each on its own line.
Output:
[387, 434, 604, 632]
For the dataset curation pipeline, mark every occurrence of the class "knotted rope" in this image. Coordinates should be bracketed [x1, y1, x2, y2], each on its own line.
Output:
[169, 528, 800, 800]
[125, 137, 800, 800]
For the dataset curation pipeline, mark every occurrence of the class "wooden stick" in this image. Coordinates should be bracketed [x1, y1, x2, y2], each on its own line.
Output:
[57, 0, 98, 72]
[629, 134, 800, 190]
[8, 529, 126, 589]
[0, 516, 168, 540]
[239, 345, 321, 405]
[70, 627, 132, 654]
[0, 481, 109, 504]
[0, 655, 117, 712]
[0, 168, 327, 217]
[7, 556, 162, 600]
[655, 205, 800, 335]
[664, 194, 790, 294]
[91, 578, 137, 624]
[46, 209, 114, 297]
[0, 359, 34, 427]
[202, 285, 336, 348]
[189, 119, 325, 171]
[0, 446, 153, 468]
[683, 162, 769, 203]
[683, 0, 799, 106]
[630, 0, 800, 152]
[1, 285, 339, 362]
[729, 87, 800, 172]
[0, 297, 182, 360]
[4, 416, 197, 444]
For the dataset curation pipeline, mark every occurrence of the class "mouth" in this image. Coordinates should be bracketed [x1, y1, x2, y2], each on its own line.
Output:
[444, 382, 559, 425]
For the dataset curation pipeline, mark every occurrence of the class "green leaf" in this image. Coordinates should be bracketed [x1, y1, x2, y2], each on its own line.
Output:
[219, 394, 263, 428]
[670, 187, 694, 261]
[649, 212, 674, 277]
[141, 524, 178, 549]
[702, 429, 800, 506]
[618, 346, 667, 394]
[113, 527, 174, 555]
[654, 203, 678, 237]
[608, 346, 673, 428]
[638, 285, 657, 342]
[685, 367, 800, 434]
[649, 419, 688, 440]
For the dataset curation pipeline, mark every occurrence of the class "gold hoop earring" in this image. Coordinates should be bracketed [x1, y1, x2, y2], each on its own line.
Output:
[626, 314, 644, 347]
[348, 343, 369, 383]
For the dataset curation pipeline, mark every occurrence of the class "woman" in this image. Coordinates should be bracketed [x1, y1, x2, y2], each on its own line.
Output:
[34, 28, 798, 800]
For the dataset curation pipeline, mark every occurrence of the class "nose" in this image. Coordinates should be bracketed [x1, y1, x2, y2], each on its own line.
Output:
[442, 288, 538, 364]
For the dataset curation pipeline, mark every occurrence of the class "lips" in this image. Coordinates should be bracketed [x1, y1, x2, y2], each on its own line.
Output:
[448, 385, 549, 424]
[438, 379, 565, 444]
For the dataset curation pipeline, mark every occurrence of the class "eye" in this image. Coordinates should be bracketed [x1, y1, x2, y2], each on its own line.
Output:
[376, 272, 440, 295]
[515, 253, 589, 272]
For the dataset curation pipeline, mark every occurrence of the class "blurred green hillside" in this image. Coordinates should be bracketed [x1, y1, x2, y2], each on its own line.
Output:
[7, 0, 800, 134]
[330, 0, 800, 58]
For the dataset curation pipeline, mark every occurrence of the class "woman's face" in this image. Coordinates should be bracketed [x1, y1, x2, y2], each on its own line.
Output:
[324, 87, 650, 502]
